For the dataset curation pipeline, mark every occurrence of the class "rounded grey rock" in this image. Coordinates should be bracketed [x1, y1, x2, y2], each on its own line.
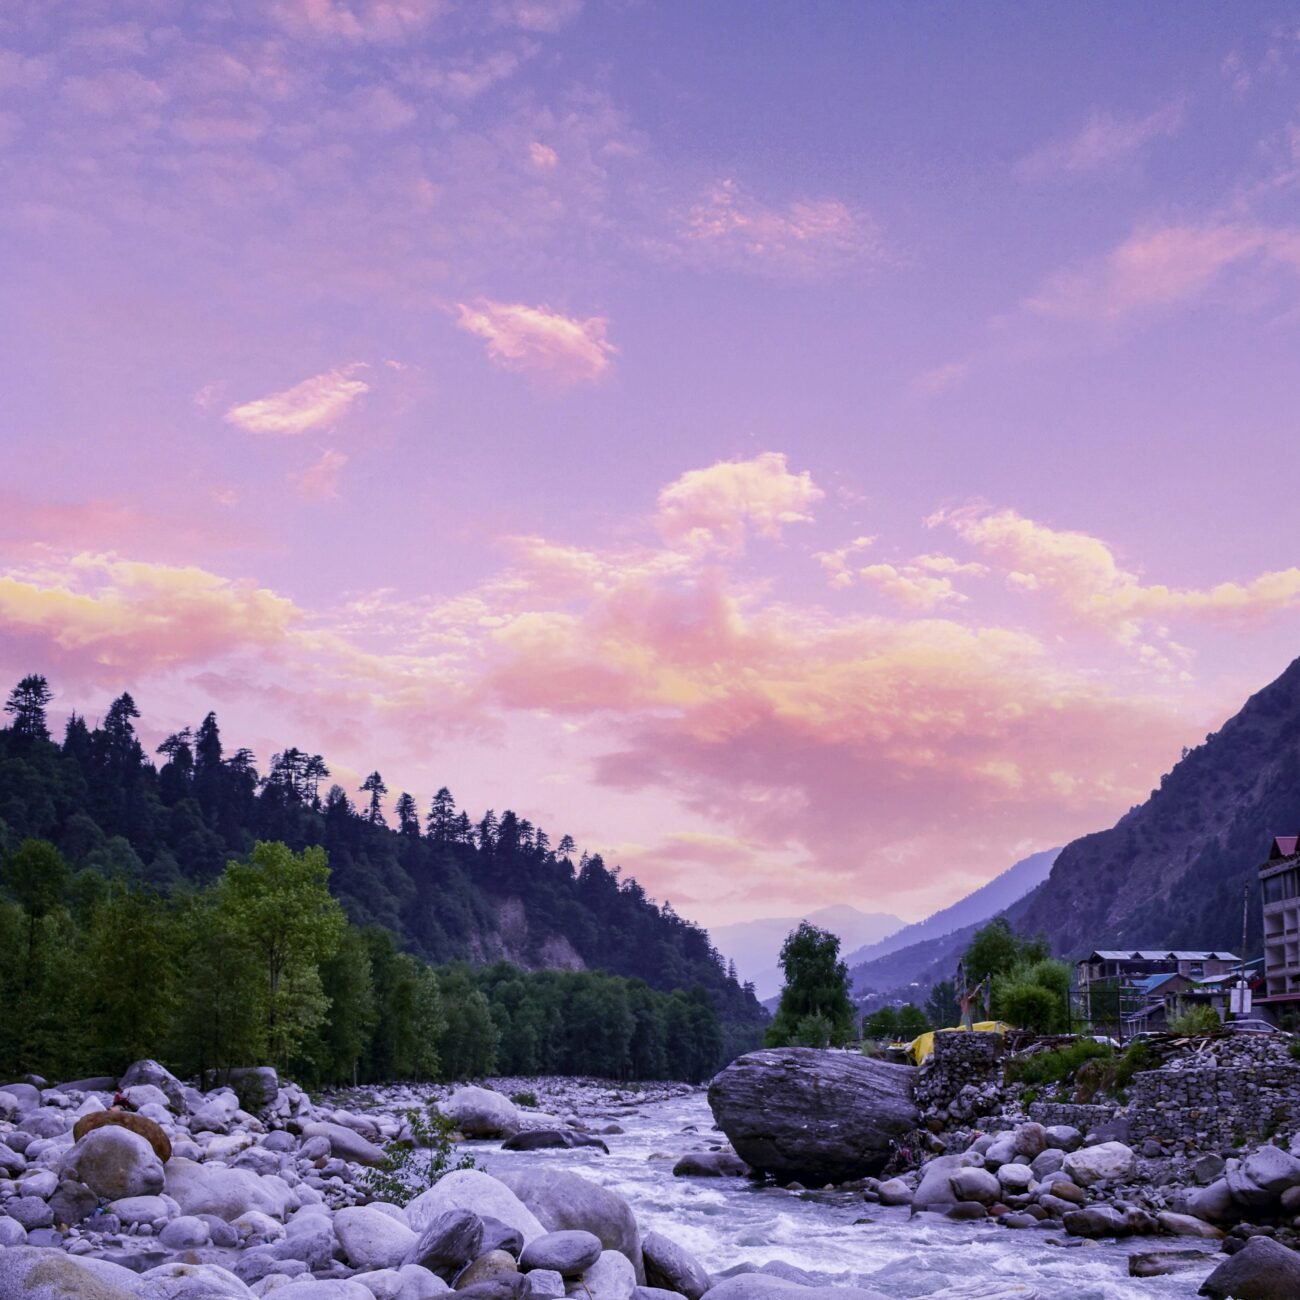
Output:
[520, 1230, 603, 1278]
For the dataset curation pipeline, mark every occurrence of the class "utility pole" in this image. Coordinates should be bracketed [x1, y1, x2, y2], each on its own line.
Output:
[1231, 883, 1252, 1020]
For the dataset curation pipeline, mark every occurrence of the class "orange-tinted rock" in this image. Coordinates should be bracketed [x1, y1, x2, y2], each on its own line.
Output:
[73, 1109, 171, 1163]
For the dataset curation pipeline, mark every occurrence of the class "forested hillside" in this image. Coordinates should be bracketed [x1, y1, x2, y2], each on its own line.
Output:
[0, 675, 766, 1065]
[1016, 654, 1300, 957]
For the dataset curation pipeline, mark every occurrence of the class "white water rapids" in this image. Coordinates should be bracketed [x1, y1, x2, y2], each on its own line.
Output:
[463, 1085, 1218, 1300]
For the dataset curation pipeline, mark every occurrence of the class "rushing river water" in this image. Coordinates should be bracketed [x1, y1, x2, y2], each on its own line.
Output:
[463, 1085, 1219, 1300]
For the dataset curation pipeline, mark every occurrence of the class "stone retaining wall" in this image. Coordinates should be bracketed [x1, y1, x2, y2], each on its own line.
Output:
[1125, 1065, 1300, 1151]
[915, 1031, 1005, 1126]
[1026, 1101, 1117, 1133]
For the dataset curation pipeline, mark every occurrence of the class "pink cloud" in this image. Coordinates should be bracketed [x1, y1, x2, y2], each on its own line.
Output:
[1016, 101, 1184, 179]
[492, 0, 584, 33]
[61, 68, 165, 116]
[272, 0, 447, 42]
[454, 299, 616, 386]
[292, 449, 349, 501]
[225, 365, 370, 435]
[1025, 222, 1300, 320]
[655, 452, 823, 556]
[675, 178, 882, 278]
[2, 459, 1263, 915]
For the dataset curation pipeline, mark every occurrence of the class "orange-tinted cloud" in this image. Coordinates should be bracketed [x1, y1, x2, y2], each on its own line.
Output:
[455, 299, 616, 386]
[655, 452, 823, 556]
[0, 554, 299, 677]
[935, 505, 1300, 644]
[225, 365, 370, 435]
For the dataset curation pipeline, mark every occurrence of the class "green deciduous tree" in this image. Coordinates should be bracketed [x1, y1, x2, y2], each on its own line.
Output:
[216, 841, 346, 1066]
[766, 922, 856, 1048]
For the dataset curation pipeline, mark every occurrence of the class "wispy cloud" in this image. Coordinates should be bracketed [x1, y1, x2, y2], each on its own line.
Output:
[1024, 221, 1300, 320]
[668, 179, 883, 279]
[224, 365, 370, 435]
[271, 0, 448, 43]
[455, 299, 616, 386]
[916, 361, 970, 393]
[1017, 102, 1184, 179]
[292, 449, 349, 501]
[492, 0, 584, 34]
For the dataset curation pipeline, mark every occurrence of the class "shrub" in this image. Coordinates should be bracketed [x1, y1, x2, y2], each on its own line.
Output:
[509, 1090, 538, 1109]
[363, 1106, 479, 1207]
[1005, 1038, 1112, 1088]
[1168, 1005, 1222, 1036]
[793, 1012, 834, 1047]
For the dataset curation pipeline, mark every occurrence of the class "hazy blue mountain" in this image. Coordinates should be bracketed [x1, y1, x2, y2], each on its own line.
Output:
[848, 881, 1048, 1002]
[713, 903, 902, 1000]
[841, 847, 1061, 972]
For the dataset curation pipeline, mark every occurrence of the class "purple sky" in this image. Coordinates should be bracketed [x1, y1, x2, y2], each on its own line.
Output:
[4, 1, 1300, 928]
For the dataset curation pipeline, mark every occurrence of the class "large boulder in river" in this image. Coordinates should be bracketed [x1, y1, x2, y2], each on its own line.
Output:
[1198, 1233, 1300, 1298]
[439, 1086, 520, 1138]
[497, 1169, 641, 1277]
[707, 1048, 918, 1183]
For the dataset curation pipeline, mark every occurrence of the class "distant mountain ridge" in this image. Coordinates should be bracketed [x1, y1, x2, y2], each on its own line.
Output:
[842, 848, 1060, 971]
[712, 903, 902, 1000]
[848, 881, 1048, 1002]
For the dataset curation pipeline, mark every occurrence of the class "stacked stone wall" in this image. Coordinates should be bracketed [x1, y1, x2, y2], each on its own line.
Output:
[1025, 1101, 1117, 1133]
[1125, 1064, 1300, 1151]
[915, 1031, 1005, 1127]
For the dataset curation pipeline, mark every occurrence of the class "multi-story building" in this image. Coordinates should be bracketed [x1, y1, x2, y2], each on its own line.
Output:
[1074, 948, 1240, 1026]
[1260, 835, 1300, 1003]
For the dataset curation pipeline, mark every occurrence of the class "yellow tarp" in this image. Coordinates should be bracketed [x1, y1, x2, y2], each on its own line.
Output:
[907, 1020, 1012, 1065]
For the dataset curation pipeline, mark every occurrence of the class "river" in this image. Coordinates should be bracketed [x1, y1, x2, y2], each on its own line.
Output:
[460, 1082, 1219, 1300]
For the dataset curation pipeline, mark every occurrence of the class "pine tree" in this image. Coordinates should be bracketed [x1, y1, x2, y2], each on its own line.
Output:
[395, 792, 419, 838]
[360, 772, 388, 826]
[4, 675, 53, 742]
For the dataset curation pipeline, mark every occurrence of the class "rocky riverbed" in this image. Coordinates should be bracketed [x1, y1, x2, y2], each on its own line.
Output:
[1, 1056, 1278, 1299]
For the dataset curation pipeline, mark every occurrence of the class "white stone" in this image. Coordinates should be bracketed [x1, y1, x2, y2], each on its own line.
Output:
[1062, 1141, 1136, 1187]
[135, 1260, 254, 1297]
[165, 1157, 291, 1221]
[109, 1194, 173, 1225]
[438, 1086, 520, 1138]
[406, 1168, 545, 1241]
[334, 1204, 418, 1271]
[565, 1251, 635, 1300]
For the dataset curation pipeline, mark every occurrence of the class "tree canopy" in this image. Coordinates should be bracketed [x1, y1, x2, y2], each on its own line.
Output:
[766, 921, 856, 1048]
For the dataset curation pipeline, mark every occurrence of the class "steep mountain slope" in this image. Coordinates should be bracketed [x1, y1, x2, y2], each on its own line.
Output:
[1017, 654, 1300, 957]
[842, 848, 1059, 970]
[713, 904, 902, 999]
